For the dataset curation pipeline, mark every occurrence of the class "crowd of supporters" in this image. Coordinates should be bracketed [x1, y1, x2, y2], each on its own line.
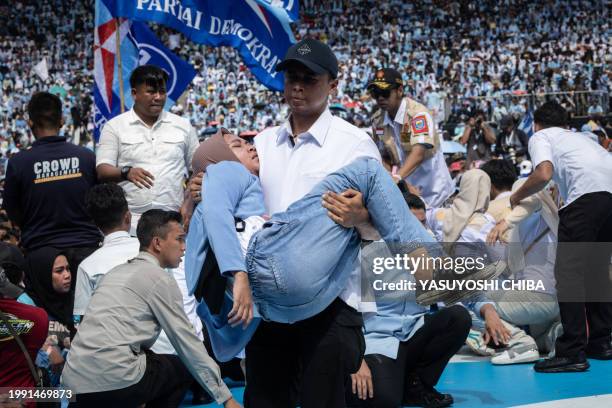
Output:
[0, 0, 609, 152]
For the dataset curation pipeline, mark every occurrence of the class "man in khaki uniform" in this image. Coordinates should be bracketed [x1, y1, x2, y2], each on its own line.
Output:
[368, 68, 454, 208]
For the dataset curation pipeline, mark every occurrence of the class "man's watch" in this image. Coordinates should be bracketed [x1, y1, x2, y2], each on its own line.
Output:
[120, 166, 132, 181]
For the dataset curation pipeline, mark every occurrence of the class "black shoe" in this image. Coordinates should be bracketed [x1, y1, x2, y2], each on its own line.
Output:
[586, 342, 612, 360]
[534, 353, 590, 373]
[403, 374, 453, 408]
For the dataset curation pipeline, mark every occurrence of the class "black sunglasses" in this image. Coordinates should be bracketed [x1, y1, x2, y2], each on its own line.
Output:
[369, 87, 394, 98]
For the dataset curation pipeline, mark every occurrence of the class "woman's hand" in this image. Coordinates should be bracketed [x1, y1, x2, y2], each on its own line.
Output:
[228, 271, 254, 328]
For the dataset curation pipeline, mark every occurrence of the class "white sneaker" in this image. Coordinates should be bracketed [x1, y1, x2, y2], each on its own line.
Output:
[466, 329, 496, 356]
[491, 344, 540, 365]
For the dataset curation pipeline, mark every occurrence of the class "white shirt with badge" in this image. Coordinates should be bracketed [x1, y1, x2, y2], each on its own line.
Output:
[255, 108, 381, 312]
[96, 109, 199, 214]
[384, 99, 455, 208]
[528, 127, 612, 208]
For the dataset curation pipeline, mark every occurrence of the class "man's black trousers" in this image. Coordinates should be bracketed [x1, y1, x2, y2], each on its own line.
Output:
[346, 305, 471, 408]
[554, 191, 612, 357]
[70, 353, 192, 408]
[243, 297, 364, 408]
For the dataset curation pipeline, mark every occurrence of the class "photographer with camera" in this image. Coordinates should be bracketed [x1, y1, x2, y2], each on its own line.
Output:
[495, 115, 529, 165]
[460, 110, 497, 167]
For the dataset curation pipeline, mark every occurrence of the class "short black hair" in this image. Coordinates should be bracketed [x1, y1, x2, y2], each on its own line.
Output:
[136, 209, 182, 249]
[480, 159, 517, 191]
[27, 92, 62, 130]
[534, 101, 568, 129]
[129, 65, 168, 90]
[402, 192, 426, 210]
[85, 183, 129, 231]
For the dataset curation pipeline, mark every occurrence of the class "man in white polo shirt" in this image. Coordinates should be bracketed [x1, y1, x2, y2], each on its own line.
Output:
[96, 64, 198, 235]
[510, 101, 612, 373]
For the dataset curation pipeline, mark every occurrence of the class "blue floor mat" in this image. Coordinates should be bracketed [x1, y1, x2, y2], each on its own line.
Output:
[181, 359, 612, 407]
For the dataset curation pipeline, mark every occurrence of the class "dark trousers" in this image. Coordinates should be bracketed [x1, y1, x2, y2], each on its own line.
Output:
[70, 353, 192, 408]
[347, 305, 471, 408]
[554, 191, 612, 357]
[244, 298, 365, 408]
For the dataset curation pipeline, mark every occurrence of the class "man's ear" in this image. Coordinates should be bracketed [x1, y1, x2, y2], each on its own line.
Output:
[490, 185, 499, 199]
[27, 119, 35, 130]
[151, 236, 162, 253]
[329, 77, 339, 96]
[124, 210, 132, 228]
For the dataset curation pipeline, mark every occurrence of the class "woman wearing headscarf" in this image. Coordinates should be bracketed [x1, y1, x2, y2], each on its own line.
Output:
[25, 247, 74, 386]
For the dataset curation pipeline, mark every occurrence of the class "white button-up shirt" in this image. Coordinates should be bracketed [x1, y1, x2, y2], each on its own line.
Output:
[255, 108, 381, 312]
[96, 109, 198, 214]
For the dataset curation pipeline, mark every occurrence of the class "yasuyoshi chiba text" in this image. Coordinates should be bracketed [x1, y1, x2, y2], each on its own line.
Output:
[372, 279, 547, 292]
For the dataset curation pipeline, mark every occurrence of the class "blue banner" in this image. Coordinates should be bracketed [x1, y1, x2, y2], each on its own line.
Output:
[93, 0, 196, 140]
[104, 0, 296, 92]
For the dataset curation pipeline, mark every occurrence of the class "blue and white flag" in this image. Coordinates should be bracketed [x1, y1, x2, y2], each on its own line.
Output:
[518, 110, 534, 138]
[105, 0, 297, 92]
[93, 0, 196, 140]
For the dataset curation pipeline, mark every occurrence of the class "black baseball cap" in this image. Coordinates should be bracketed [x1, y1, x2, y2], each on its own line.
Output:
[276, 38, 338, 79]
[367, 68, 403, 90]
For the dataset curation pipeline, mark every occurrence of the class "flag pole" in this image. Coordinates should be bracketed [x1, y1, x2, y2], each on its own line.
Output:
[115, 18, 125, 113]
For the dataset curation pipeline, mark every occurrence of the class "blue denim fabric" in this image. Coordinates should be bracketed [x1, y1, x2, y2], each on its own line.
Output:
[246, 157, 437, 323]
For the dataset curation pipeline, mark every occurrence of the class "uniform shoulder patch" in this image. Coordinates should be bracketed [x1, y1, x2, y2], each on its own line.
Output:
[411, 115, 429, 135]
